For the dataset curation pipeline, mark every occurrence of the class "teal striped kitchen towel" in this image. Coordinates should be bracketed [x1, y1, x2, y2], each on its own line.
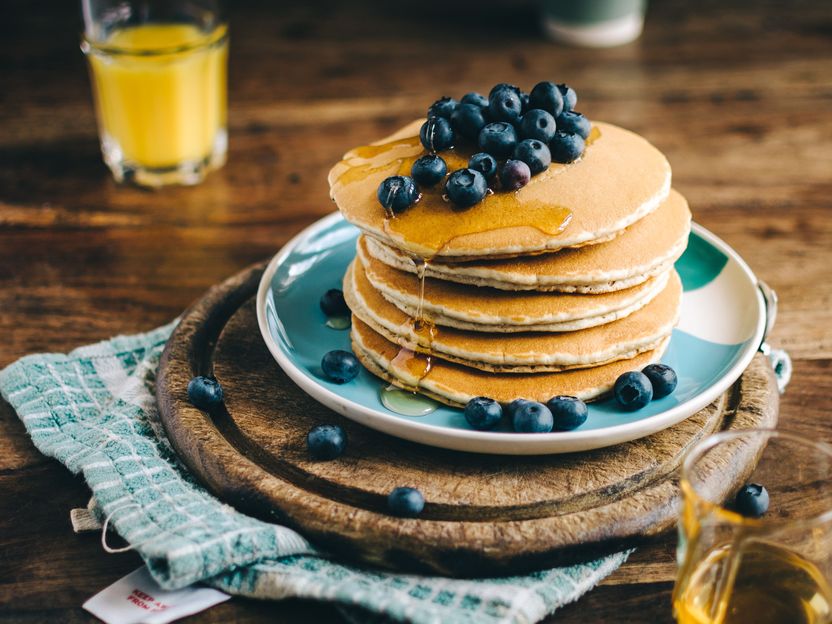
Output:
[0, 321, 631, 624]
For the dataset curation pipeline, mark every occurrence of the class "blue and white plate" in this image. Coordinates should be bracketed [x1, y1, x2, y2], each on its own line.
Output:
[256, 212, 766, 455]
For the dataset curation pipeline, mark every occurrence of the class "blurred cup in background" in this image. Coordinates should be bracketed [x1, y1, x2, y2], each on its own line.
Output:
[541, 0, 647, 48]
[81, 0, 228, 187]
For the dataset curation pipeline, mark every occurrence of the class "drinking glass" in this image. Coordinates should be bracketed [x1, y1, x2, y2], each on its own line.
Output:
[81, 0, 228, 187]
[674, 429, 832, 624]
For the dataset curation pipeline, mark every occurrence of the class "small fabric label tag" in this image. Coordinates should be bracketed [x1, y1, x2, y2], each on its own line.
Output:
[83, 566, 230, 624]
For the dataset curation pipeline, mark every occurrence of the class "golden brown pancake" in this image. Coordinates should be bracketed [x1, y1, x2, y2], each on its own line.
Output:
[344, 259, 681, 372]
[357, 235, 671, 333]
[351, 317, 670, 406]
[364, 188, 691, 292]
[329, 120, 671, 260]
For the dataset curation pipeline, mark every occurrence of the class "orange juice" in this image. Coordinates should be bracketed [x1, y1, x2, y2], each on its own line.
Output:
[85, 23, 227, 175]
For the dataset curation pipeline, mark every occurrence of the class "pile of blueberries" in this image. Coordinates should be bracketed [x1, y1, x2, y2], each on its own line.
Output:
[464, 363, 678, 433]
[378, 81, 591, 213]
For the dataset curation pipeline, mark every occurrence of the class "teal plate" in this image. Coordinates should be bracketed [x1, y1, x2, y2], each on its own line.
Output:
[257, 213, 766, 455]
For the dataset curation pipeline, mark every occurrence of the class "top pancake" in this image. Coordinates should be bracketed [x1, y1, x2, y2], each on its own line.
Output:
[365, 188, 691, 293]
[329, 119, 671, 260]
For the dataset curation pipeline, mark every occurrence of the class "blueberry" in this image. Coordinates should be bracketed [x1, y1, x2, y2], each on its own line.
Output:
[321, 349, 360, 384]
[613, 371, 653, 410]
[387, 486, 425, 517]
[519, 109, 557, 143]
[319, 288, 349, 316]
[549, 131, 585, 164]
[468, 152, 498, 181]
[307, 424, 347, 460]
[557, 111, 591, 139]
[460, 92, 488, 109]
[489, 83, 522, 99]
[546, 395, 588, 431]
[734, 483, 769, 518]
[513, 139, 551, 175]
[464, 396, 503, 431]
[488, 86, 523, 125]
[557, 83, 578, 111]
[445, 168, 488, 208]
[499, 159, 531, 191]
[451, 103, 488, 141]
[377, 175, 420, 213]
[512, 400, 554, 433]
[528, 81, 564, 118]
[519, 91, 530, 113]
[420, 116, 455, 152]
[507, 398, 532, 419]
[478, 122, 518, 159]
[427, 96, 458, 119]
[642, 363, 678, 399]
[411, 154, 447, 187]
[187, 376, 224, 410]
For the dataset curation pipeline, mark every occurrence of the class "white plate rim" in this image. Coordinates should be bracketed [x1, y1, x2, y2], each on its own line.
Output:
[256, 213, 766, 455]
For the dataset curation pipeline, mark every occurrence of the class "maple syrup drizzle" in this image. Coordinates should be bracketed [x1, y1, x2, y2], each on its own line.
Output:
[389, 259, 437, 393]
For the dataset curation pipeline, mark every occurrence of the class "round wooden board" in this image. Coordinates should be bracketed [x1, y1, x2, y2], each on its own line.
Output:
[157, 262, 779, 577]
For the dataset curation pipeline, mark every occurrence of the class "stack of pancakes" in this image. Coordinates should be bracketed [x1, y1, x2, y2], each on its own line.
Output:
[329, 120, 691, 407]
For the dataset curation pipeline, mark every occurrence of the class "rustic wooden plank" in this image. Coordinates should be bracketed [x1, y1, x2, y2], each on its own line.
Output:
[2, 0, 831, 620]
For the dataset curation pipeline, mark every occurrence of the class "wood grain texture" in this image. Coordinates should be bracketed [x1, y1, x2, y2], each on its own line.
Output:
[155, 261, 778, 576]
[1, 0, 831, 620]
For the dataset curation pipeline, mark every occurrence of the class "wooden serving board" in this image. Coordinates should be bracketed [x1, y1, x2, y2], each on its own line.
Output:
[157, 262, 779, 577]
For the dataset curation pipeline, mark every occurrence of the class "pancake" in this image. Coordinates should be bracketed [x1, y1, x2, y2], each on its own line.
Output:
[352, 317, 670, 406]
[364, 188, 691, 293]
[357, 235, 671, 333]
[329, 120, 671, 261]
[343, 259, 682, 372]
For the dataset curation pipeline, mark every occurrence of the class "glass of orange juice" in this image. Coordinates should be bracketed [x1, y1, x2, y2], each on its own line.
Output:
[81, 0, 228, 187]
[674, 430, 832, 624]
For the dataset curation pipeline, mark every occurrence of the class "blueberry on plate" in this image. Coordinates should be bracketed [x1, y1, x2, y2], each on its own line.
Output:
[528, 81, 564, 118]
[387, 486, 425, 517]
[499, 159, 531, 191]
[307, 424, 347, 460]
[187, 376, 224, 411]
[319, 288, 349, 316]
[411, 154, 447, 187]
[460, 92, 488, 109]
[507, 398, 532, 419]
[478, 122, 518, 159]
[468, 152, 498, 181]
[464, 396, 503, 430]
[488, 86, 523, 125]
[549, 131, 585, 164]
[445, 168, 488, 207]
[512, 400, 554, 433]
[377, 175, 420, 213]
[547, 395, 588, 431]
[321, 349, 360, 384]
[557, 83, 578, 111]
[556, 111, 591, 139]
[519, 109, 557, 143]
[734, 483, 769, 517]
[642, 363, 678, 399]
[451, 103, 489, 141]
[427, 96, 458, 119]
[513, 139, 552, 175]
[613, 371, 653, 410]
[419, 116, 455, 152]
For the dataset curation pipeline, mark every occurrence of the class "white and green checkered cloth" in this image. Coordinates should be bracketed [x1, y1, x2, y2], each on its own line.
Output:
[0, 321, 631, 624]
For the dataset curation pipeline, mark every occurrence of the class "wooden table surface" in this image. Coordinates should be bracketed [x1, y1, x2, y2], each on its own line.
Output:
[2, 0, 831, 621]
